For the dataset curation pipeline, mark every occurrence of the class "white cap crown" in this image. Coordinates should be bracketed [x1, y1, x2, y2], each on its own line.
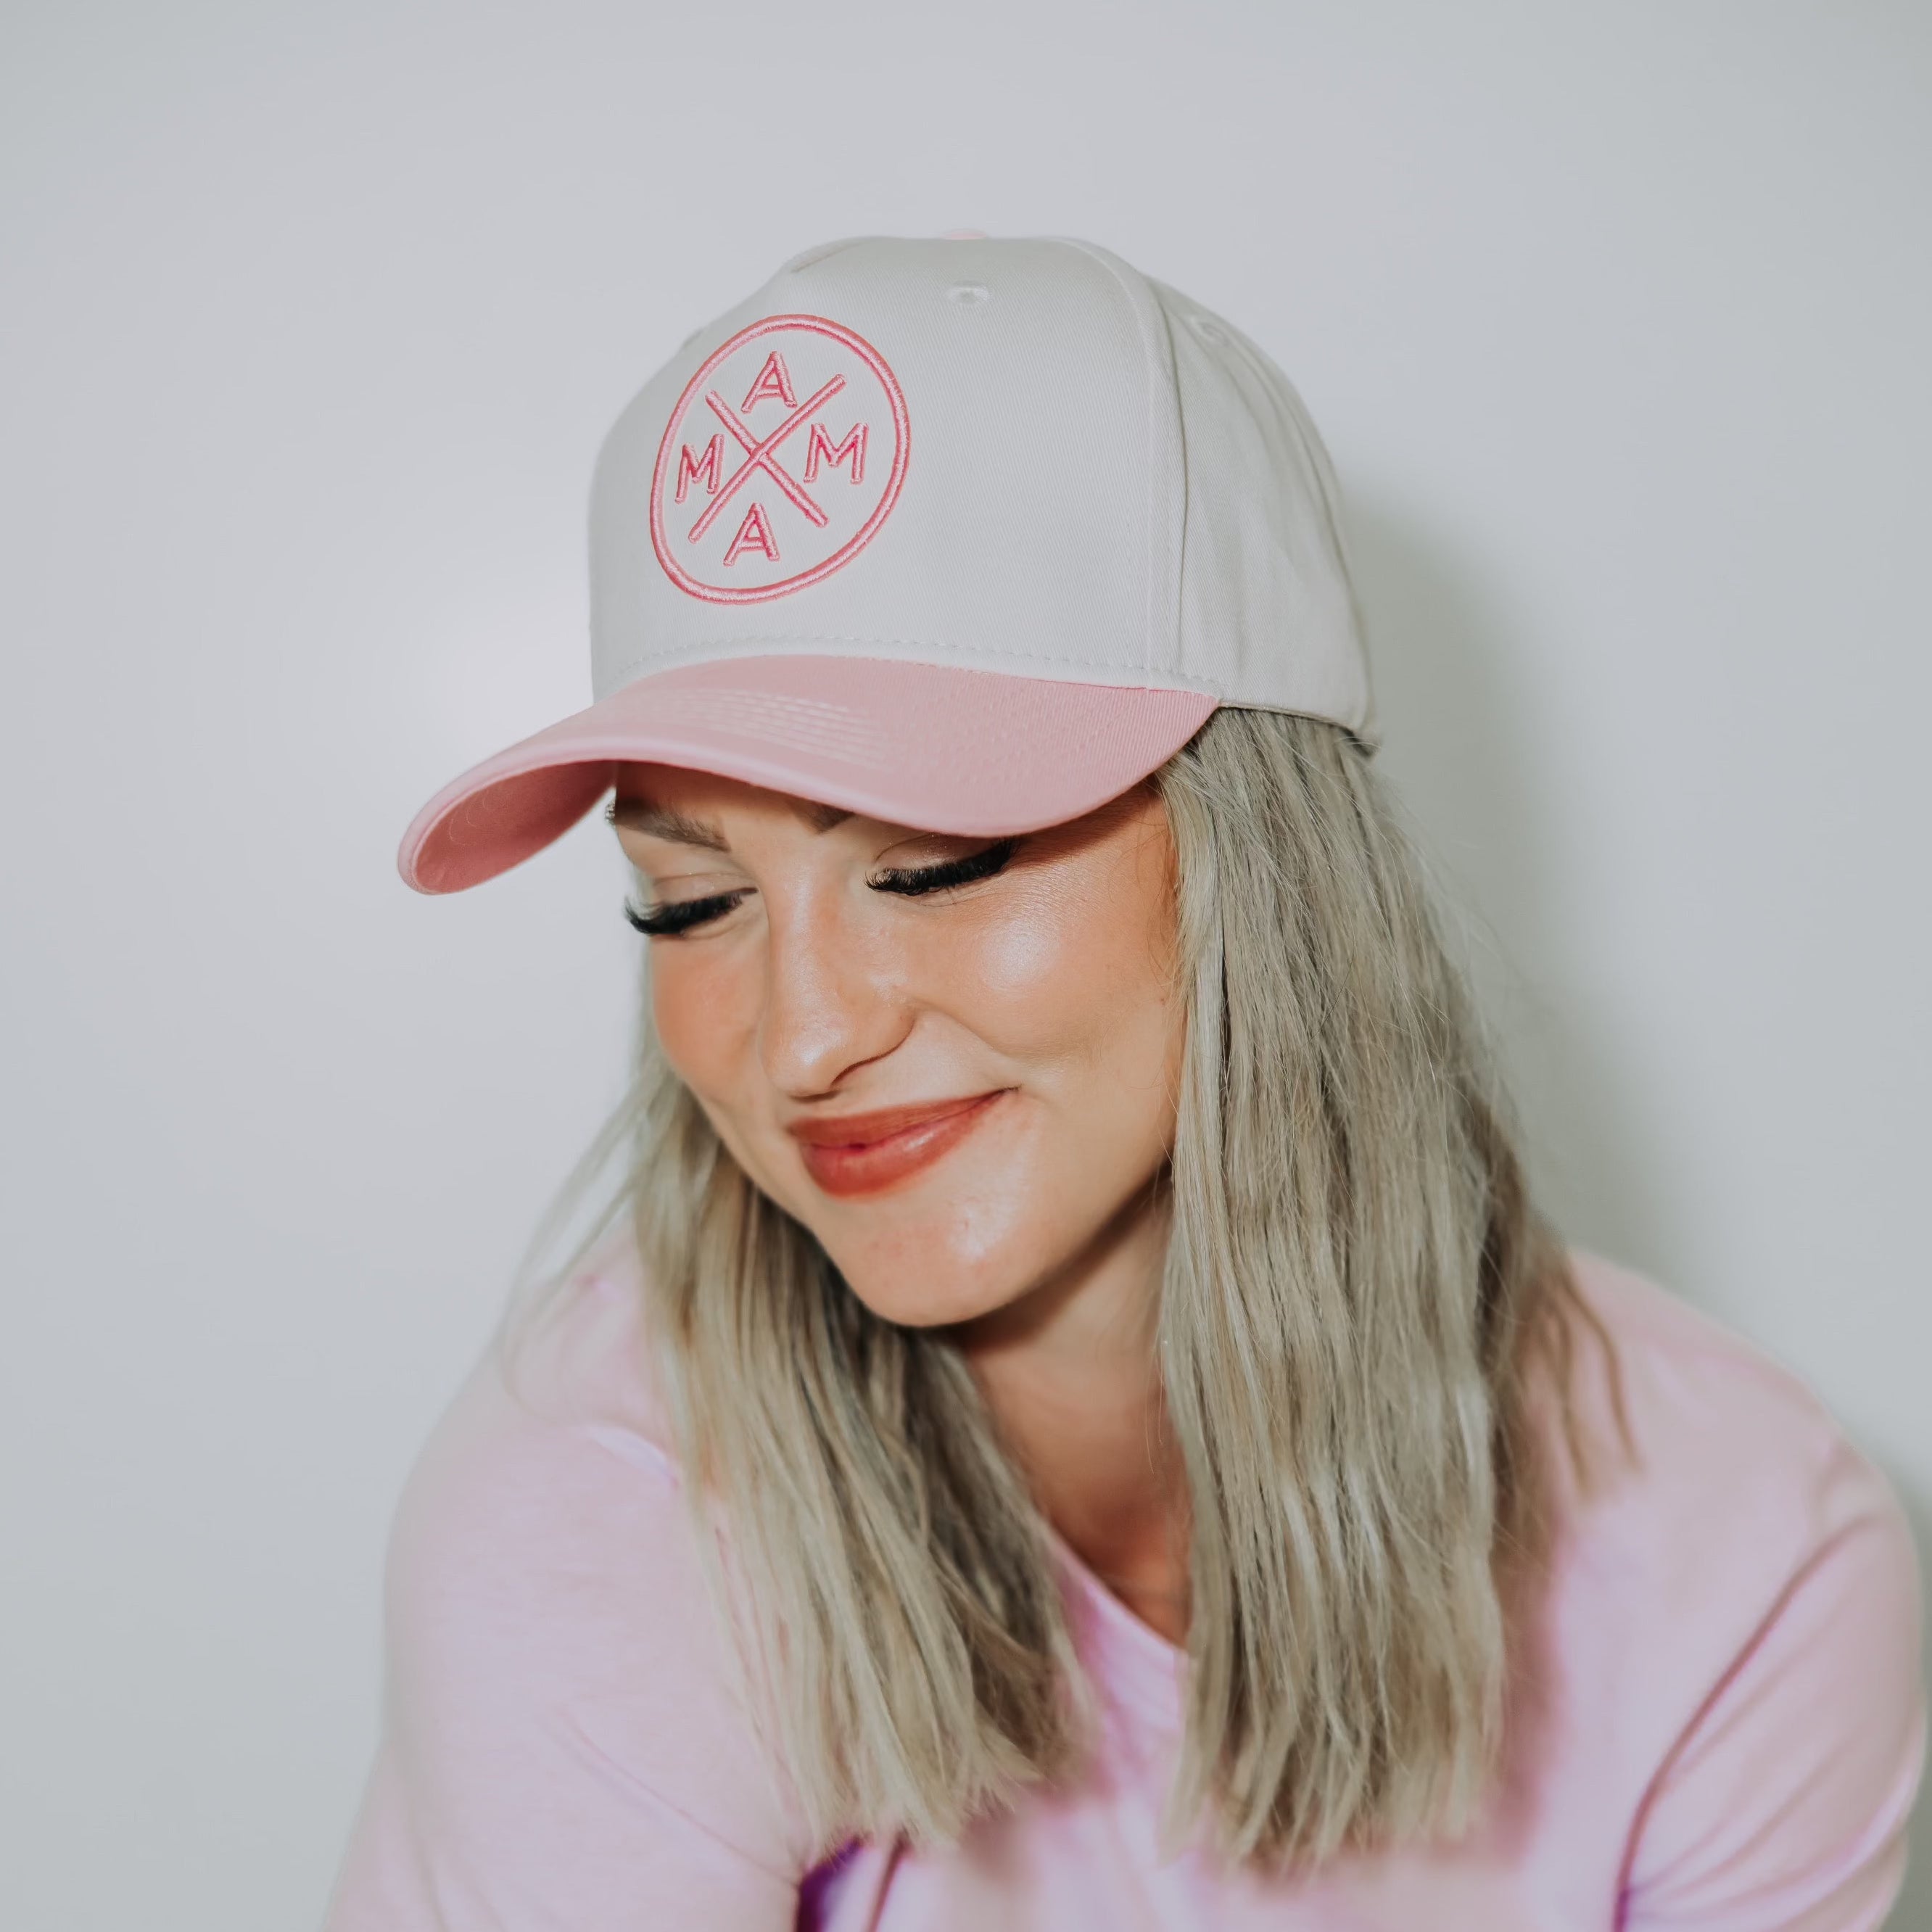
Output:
[588, 236, 1374, 739]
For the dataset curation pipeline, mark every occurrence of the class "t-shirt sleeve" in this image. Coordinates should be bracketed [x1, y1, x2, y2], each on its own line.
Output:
[1619, 1432, 1926, 1931]
[323, 1339, 809, 1931]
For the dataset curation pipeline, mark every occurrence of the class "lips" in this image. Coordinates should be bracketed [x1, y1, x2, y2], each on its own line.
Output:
[787, 1091, 1007, 1198]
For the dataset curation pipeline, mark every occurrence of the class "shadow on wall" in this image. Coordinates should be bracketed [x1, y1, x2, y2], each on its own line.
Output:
[1345, 498, 1683, 1286]
[1345, 500, 1932, 1918]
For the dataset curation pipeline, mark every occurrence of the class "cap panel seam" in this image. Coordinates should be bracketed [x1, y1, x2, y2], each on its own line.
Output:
[1051, 237, 1168, 681]
[1144, 288, 1194, 693]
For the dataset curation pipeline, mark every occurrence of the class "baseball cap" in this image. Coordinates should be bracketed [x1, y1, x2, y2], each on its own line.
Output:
[398, 234, 1374, 893]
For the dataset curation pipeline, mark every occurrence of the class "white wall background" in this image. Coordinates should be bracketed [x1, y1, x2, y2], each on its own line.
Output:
[4, 3, 1928, 1925]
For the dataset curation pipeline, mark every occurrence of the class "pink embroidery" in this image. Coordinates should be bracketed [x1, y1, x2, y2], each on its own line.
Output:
[691, 379, 843, 539]
[804, 421, 867, 485]
[721, 501, 780, 566]
[673, 434, 722, 503]
[739, 350, 798, 413]
[648, 315, 911, 606]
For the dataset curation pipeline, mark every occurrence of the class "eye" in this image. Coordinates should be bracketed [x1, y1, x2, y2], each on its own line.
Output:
[624, 890, 751, 938]
[868, 837, 1018, 897]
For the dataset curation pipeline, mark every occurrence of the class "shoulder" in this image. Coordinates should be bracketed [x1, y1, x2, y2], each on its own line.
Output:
[1532, 1252, 1923, 1850]
[1556, 1248, 1905, 1554]
[376, 1234, 812, 1879]
[388, 1237, 686, 1654]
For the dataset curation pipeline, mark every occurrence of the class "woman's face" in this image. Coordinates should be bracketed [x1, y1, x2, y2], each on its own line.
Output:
[611, 766, 1186, 1329]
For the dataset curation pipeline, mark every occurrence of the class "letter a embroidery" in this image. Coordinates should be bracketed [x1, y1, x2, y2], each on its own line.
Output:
[722, 500, 780, 566]
[740, 351, 798, 413]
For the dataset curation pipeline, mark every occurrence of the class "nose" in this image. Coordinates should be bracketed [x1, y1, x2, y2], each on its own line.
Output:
[756, 882, 912, 1099]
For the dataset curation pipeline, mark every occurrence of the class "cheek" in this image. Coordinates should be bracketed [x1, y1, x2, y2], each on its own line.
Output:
[821, 869, 1182, 1324]
[650, 951, 804, 1210]
[953, 867, 1180, 1086]
[967, 894, 1065, 1002]
[926, 861, 1186, 1210]
[649, 948, 753, 1101]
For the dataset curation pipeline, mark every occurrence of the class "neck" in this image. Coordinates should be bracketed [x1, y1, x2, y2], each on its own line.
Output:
[952, 1178, 1191, 1642]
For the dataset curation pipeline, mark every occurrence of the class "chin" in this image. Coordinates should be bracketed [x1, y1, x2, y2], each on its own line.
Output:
[812, 1209, 1054, 1332]
[837, 1266, 1022, 1331]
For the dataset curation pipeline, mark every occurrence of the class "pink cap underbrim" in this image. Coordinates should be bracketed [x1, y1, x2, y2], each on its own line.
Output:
[398, 655, 1219, 893]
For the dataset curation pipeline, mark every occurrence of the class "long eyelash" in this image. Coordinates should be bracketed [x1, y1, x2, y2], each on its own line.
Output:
[870, 838, 1018, 897]
[624, 891, 748, 937]
[623, 840, 1016, 932]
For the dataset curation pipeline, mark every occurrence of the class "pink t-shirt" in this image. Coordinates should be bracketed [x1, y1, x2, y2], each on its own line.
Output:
[324, 1248, 1923, 1929]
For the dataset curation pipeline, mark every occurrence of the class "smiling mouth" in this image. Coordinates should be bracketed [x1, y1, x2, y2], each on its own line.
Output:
[788, 1091, 1009, 1198]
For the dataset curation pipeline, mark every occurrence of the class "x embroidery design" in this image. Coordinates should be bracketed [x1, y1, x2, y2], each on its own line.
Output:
[686, 375, 848, 545]
[649, 313, 908, 605]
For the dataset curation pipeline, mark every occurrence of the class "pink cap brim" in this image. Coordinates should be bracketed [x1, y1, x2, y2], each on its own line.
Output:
[398, 655, 1218, 893]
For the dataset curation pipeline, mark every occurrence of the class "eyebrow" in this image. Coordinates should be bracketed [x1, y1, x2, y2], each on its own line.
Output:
[607, 795, 854, 847]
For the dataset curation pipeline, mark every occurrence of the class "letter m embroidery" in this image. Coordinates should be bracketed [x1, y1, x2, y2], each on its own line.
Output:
[674, 434, 723, 503]
[804, 421, 867, 485]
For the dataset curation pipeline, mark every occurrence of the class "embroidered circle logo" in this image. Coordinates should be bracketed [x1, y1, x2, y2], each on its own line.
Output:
[648, 314, 910, 605]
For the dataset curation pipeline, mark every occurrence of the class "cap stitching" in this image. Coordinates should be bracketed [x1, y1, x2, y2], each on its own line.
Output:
[599, 635, 1231, 700]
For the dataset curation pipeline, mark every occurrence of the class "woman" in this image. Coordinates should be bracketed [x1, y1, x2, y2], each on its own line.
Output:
[327, 236, 1923, 1928]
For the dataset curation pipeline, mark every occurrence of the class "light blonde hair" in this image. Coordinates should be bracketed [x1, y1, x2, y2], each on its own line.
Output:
[516, 706, 1620, 1872]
